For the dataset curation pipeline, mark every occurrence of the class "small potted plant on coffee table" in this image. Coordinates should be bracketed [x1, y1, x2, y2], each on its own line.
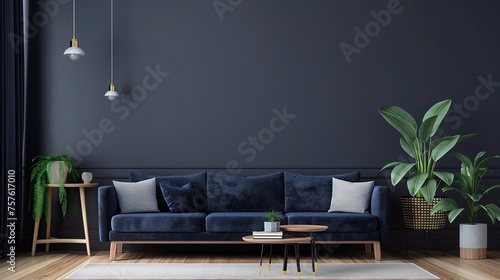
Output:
[264, 210, 284, 232]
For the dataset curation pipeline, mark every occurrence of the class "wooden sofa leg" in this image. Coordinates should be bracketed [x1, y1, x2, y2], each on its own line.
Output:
[117, 242, 123, 255]
[365, 243, 372, 254]
[373, 241, 381, 261]
[110, 242, 117, 261]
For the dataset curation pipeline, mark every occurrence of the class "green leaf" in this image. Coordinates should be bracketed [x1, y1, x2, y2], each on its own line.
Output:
[422, 99, 451, 137]
[477, 154, 500, 169]
[400, 137, 415, 158]
[466, 193, 482, 202]
[379, 106, 417, 141]
[453, 172, 468, 189]
[448, 208, 464, 223]
[431, 135, 460, 162]
[473, 151, 486, 165]
[433, 171, 454, 186]
[431, 198, 457, 213]
[377, 162, 400, 177]
[452, 152, 473, 169]
[418, 115, 437, 142]
[484, 184, 500, 194]
[407, 173, 427, 196]
[391, 163, 416, 186]
[481, 204, 500, 224]
[420, 178, 437, 203]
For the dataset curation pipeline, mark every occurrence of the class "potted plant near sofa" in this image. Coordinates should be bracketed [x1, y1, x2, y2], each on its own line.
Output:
[431, 151, 500, 259]
[264, 210, 284, 232]
[29, 154, 80, 221]
[378, 99, 474, 230]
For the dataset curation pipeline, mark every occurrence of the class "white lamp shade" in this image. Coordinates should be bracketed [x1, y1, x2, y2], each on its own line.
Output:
[105, 90, 119, 100]
[64, 46, 85, 60]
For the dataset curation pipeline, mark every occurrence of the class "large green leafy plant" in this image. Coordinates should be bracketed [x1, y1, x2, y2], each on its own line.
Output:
[431, 152, 500, 224]
[378, 99, 474, 203]
[29, 154, 79, 221]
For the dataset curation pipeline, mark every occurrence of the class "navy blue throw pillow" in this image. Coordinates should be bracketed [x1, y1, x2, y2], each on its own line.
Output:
[284, 171, 360, 212]
[159, 183, 198, 213]
[129, 172, 207, 212]
[207, 172, 284, 212]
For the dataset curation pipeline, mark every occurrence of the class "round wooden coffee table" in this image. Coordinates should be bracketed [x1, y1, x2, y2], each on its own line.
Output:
[242, 235, 310, 276]
[280, 224, 328, 275]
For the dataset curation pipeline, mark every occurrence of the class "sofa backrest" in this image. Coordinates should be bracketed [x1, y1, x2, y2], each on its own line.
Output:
[284, 171, 360, 212]
[206, 172, 284, 212]
[127, 170, 364, 214]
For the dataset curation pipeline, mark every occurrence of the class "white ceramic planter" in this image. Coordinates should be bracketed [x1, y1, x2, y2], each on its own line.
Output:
[48, 161, 68, 184]
[459, 223, 487, 259]
[264, 222, 280, 232]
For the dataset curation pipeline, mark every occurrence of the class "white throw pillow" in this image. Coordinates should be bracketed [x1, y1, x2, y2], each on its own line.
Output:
[113, 177, 160, 213]
[328, 177, 374, 213]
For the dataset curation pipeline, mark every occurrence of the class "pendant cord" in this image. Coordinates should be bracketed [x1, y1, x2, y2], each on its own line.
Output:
[72, 0, 76, 38]
[110, 0, 114, 84]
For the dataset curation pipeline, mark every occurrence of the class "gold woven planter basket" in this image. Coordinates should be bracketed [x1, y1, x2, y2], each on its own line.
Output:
[400, 196, 447, 230]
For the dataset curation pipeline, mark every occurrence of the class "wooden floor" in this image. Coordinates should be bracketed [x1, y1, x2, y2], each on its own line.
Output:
[2, 248, 500, 280]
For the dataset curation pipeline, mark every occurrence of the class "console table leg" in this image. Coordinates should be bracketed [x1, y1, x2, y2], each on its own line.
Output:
[79, 187, 91, 256]
[31, 219, 40, 256]
[45, 187, 53, 253]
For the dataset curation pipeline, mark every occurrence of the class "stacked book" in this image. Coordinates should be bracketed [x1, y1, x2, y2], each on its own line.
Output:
[252, 231, 284, 239]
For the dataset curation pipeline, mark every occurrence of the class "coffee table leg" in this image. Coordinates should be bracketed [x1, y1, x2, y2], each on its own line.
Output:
[259, 244, 264, 275]
[283, 244, 288, 275]
[294, 244, 301, 276]
[311, 237, 316, 276]
[312, 232, 320, 274]
[268, 244, 273, 270]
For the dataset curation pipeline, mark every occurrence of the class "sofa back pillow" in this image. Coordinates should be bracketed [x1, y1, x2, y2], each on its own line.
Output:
[113, 177, 160, 213]
[328, 177, 374, 213]
[207, 172, 284, 212]
[160, 182, 199, 213]
[284, 171, 360, 212]
[129, 172, 207, 212]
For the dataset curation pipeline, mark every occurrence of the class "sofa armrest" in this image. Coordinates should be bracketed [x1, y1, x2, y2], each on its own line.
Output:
[98, 185, 119, 242]
[370, 185, 390, 241]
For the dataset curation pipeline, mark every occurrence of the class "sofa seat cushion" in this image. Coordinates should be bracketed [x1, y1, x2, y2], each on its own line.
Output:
[285, 212, 378, 233]
[111, 212, 206, 233]
[207, 172, 284, 212]
[284, 171, 360, 212]
[206, 212, 287, 233]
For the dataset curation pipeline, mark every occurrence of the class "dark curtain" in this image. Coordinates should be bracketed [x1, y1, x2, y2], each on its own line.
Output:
[1, 0, 26, 258]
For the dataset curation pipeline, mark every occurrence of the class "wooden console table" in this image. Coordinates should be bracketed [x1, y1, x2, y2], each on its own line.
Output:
[31, 183, 98, 256]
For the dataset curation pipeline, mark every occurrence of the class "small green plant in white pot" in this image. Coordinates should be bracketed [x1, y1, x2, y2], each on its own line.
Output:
[263, 210, 284, 232]
[431, 151, 500, 259]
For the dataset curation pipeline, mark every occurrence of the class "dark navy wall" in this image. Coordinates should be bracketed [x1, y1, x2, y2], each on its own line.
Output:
[25, 0, 500, 251]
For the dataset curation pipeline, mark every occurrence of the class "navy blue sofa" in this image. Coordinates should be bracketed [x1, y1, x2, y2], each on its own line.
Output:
[98, 171, 389, 261]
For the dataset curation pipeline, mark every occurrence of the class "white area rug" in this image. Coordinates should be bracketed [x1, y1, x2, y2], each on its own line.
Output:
[65, 263, 439, 279]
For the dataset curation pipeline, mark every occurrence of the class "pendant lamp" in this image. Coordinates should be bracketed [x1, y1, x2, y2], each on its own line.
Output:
[105, 0, 119, 100]
[63, 0, 85, 60]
